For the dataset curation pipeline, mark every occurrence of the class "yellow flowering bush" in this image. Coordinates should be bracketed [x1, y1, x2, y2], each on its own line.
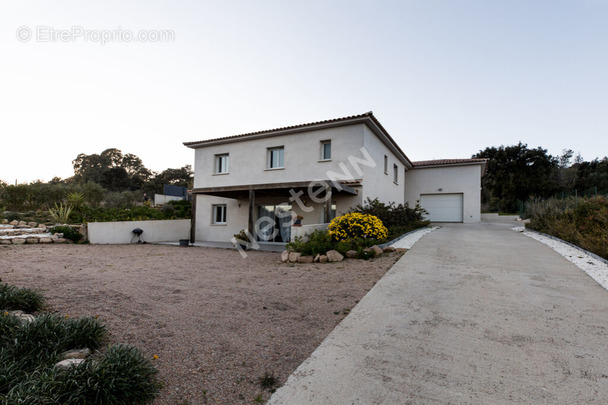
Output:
[328, 213, 388, 242]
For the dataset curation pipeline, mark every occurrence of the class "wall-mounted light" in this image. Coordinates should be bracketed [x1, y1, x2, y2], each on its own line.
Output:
[438, 188, 443, 192]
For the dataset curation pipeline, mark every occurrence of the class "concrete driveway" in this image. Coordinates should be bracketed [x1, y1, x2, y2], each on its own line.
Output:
[269, 223, 608, 404]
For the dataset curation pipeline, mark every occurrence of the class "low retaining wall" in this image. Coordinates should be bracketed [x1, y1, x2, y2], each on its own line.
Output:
[88, 219, 191, 244]
[291, 223, 329, 242]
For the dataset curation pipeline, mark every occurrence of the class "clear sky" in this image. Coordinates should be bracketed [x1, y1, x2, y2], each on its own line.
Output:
[1, 0, 606, 184]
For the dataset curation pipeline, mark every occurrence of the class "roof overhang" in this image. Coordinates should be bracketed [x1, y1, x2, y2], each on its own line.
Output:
[192, 180, 360, 199]
[183, 112, 413, 169]
[412, 159, 488, 175]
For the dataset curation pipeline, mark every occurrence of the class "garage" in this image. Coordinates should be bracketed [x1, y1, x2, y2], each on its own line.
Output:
[420, 193, 463, 222]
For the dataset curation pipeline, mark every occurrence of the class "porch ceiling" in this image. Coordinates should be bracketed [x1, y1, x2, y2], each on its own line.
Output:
[192, 180, 360, 199]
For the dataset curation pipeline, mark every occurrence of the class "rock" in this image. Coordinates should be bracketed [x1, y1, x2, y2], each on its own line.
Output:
[18, 221, 26, 226]
[326, 250, 344, 262]
[395, 248, 408, 253]
[37, 224, 46, 228]
[62, 348, 91, 360]
[345, 250, 357, 258]
[25, 237, 39, 244]
[319, 255, 328, 263]
[55, 358, 85, 371]
[1, 219, 8, 224]
[297, 255, 314, 263]
[55, 238, 67, 244]
[314, 254, 320, 263]
[39, 237, 53, 243]
[55, 233, 64, 238]
[12, 238, 26, 245]
[0, 239, 11, 245]
[8, 310, 24, 316]
[383, 246, 396, 253]
[17, 314, 35, 325]
[9, 220, 18, 226]
[27, 222, 37, 228]
[288, 252, 301, 263]
[280, 250, 290, 262]
[371, 245, 383, 256]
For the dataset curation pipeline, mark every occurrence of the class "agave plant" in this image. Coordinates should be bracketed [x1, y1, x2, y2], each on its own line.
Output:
[48, 203, 73, 224]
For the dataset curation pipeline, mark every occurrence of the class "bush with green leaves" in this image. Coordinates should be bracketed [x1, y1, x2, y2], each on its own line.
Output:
[3, 345, 162, 404]
[0, 280, 45, 312]
[351, 198, 430, 240]
[527, 196, 608, 259]
[50, 225, 82, 243]
[0, 280, 161, 404]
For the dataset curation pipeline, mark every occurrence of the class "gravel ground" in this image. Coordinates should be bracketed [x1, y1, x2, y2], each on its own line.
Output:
[0, 244, 400, 404]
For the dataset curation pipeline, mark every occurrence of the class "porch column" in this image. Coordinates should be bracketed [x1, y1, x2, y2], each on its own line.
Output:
[324, 185, 332, 223]
[248, 188, 255, 236]
[190, 194, 197, 243]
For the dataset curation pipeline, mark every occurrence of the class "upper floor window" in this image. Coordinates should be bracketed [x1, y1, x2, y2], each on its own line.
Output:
[267, 147, 284, 169]
[215, 154, 229, 174]
[320, 140, 331, 160]
[384, 155, 388, 174]
[212, 204, 227, 224]
[393, 164, 399, 184]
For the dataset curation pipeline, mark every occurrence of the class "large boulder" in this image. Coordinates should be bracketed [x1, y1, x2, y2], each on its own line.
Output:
[55, 358, 85, 371]
[326, 250, 344, 262]
[383, 246, 396, 253]
[297, 255, 314, 263]
[345, 250, 357, 259]
[288, 252, 301, 263]
[371, 245, 383, 256]
[280, 250, 290, 262]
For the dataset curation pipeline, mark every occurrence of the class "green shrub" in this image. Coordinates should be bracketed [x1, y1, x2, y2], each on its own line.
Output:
[527, 196, 608, 259]
[48, 202, 74, 223]
[50, 225, 82, 243]
[351, 197, 429, 229]
[0, 281, 45, 312]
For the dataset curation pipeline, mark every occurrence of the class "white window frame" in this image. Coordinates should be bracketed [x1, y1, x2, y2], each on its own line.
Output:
[267, 146, 284, 169]
[212, 204, 227, 225]
[393, 164, 399, 184]
[320, 140, 331, 161]
[214, 154, 229, 174]
[384, 155, 388, 174]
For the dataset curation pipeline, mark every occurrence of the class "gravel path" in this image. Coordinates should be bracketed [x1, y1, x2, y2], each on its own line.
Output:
[0, 244, 399, 404]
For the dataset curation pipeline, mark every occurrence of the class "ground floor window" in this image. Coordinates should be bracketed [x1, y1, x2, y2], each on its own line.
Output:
[257, 204, 292, 242]
[212, 204, 227, 224]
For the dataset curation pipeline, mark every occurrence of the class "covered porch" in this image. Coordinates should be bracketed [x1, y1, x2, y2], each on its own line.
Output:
[190, 180, 361, 243]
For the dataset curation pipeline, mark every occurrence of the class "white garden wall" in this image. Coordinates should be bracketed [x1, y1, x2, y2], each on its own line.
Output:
[88, 219, 191, 244]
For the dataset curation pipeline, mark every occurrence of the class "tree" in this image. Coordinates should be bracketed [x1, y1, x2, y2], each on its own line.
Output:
[72, 149, 153, 191]
[143, 165, 193, 195]
[473, 142, 559, 212]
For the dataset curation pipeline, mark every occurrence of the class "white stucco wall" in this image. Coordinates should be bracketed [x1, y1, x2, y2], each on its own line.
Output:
[193, 193, 361, 243]
[360, 125, 407, 205]
[404, 164, 483, 223]
[193, 125, 366, 189]
[88, 219, 191, 244]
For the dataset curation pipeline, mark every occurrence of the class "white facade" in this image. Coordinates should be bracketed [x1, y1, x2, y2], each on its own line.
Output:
[185, 113, 486, 243]
[404, 164, 483, 223]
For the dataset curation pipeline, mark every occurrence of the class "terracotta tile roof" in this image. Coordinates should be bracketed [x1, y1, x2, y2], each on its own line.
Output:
[183, 112, 412, 166]
[412, 158, 488, 167]
[183, 112, 377, 147]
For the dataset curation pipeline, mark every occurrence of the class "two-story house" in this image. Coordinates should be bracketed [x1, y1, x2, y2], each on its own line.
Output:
[184, 112, 486, 244]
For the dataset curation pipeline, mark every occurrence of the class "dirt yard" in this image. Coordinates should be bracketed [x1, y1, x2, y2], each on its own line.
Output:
[0, 243, 399, 404]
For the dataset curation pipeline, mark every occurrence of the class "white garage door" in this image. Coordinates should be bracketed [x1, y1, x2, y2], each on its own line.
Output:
[420, 194, 463, 223]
